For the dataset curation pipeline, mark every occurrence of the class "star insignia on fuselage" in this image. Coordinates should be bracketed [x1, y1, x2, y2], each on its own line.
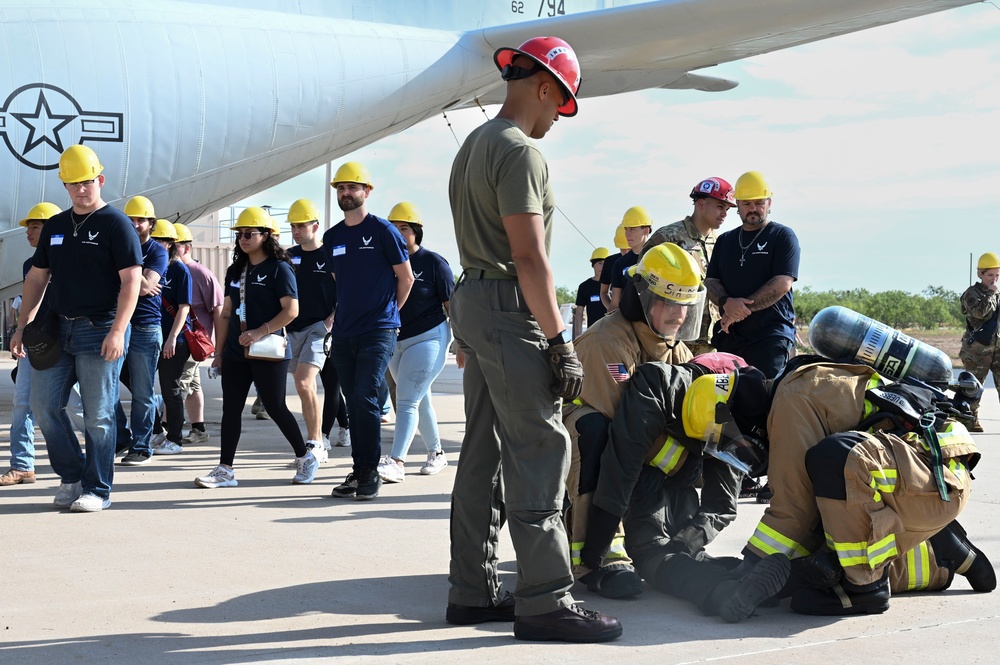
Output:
[11, 90, 74, 154]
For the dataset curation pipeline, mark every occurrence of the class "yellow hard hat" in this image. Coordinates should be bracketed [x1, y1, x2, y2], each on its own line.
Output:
[150, 219, 178, 240]
[628, 242, 703, 304]
[331, 161, 373, 189]
[18, 202, 62, 227]
[388, 201, 423, 226]
[622, 206, 653, 229]
[734, 171, 773, 201]
[267, 216, 281, 236]
[613, 223, 629, 250]
[287, 198, 320, 224]
[978, 252, 1000, 271]
[58, 144, 103, 183]
[123, 195, 155, 219]
[231, 206, 273, 230]
[589, 247, 611, 263]
[682, 372, 738, 442]
[173, 223, 193, 242]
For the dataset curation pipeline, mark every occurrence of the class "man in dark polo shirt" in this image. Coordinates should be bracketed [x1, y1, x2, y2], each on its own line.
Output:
[11, 144, 142, 513]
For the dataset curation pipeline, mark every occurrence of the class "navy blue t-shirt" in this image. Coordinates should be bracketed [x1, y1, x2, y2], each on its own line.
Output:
[223, 257, 298, 361]
[160, 259, 193, 341]
[706, 221, 800, 345]
[287, 245, 336, 333]
[599, 253, 621, 287]
[399, 247, 454, 341]
[322, 214, 408, 338]
[132, 239, 168, 327]
[575, 277, 606, 326]
[32, 205, 141, 318]
[610, 251, 639, 291]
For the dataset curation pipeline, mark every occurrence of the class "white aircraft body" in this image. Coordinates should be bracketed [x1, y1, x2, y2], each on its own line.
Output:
[0, 0, 978, 241]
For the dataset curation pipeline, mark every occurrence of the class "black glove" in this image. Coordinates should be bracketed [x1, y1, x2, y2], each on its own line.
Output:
[580, 504, 621, 572]
[549, 341, 584, 400]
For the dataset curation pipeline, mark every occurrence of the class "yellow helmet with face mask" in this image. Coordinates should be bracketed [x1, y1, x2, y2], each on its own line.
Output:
[626, 242, 705, 340]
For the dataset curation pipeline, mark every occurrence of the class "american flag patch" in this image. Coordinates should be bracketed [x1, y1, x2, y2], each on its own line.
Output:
[607, 363, 630, 382]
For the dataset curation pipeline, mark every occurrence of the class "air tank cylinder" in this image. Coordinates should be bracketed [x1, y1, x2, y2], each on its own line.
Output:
[808, 306, 952, 385]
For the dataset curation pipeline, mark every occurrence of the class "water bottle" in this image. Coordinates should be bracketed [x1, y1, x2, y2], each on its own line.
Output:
[808, 306, 952, 385]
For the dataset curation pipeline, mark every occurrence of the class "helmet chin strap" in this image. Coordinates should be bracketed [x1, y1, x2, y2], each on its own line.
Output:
[500, 62, 544, 82]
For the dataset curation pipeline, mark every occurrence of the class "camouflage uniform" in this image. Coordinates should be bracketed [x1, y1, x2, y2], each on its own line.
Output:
[959, 282, 1000, 427]
[645, 217, 717, 355]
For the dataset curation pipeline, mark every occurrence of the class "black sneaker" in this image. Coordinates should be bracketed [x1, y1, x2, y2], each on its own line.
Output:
[756, 483, 773, 504]
[513, 603, 622, 643]
[330, 473, 358, 499]
[740, 476, 761, 499]
[120, 451, 152, 466]
[356, 468, 381, 501]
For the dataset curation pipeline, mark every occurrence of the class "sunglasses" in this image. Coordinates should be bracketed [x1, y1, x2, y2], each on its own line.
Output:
[235, 230, 264, 240]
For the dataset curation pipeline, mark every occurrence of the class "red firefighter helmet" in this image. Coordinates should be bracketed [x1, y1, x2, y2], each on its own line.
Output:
[690, 177, 736, 207]
[494, 36, 581, 117]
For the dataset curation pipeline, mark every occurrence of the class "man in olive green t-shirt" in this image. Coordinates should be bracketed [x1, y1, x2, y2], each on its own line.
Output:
[444, 37, 621, 644]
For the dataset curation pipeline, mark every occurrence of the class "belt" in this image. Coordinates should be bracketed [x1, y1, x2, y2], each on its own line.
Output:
[462, 268, 518, 281]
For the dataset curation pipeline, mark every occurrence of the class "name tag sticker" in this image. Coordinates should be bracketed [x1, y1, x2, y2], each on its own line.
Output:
[51, 234, 64, 246]
[332, 245, 346, 257]
[229, 280, 240, 288]
[590, 295, 601, 302]
[291, 256, 302, 265]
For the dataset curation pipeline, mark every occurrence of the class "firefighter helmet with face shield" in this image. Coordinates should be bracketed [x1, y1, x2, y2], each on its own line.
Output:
[627, 242, 705, 341]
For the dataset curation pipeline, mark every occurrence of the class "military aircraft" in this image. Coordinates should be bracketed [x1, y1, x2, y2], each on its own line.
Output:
[0, 0, 979, 298]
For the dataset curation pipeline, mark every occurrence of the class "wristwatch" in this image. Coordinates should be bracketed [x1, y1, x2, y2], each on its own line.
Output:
[547, 330, 571, 347]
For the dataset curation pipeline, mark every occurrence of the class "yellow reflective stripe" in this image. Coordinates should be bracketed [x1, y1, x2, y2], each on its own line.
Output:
[606, 536, 629, 561]
[863, 399, 875, 420]
[749, 522, 811, 558]
[649, 435, 685, 475]
[870, 468, 897, 494]
[570, 541, 583, 566]
[868, 478, 882, 503]
[938, 422, 974, 448]
[827, 532, 898, 569]
[906, 542, 932, 590]
[862, 373, 883, 420]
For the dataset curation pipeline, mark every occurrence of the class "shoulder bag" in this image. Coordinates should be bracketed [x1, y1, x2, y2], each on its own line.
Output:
[240, 265, 287, 362]
[162, 300, 215, 361]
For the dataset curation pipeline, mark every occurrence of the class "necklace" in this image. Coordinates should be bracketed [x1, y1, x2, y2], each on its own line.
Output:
[71, 209, 97, 237]
[738, 227, 764, 267]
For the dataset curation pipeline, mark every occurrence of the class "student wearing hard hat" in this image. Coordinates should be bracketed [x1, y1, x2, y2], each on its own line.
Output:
[572, 247, 610, 338]
[608, 207, 653, 312]
[1, 202, 61, 487]
[705, 171, 800, 380]
[113, 196, 168, 467]
[599, 223, 629, 310]
[174, 222, 224, 445]
[959, 251, 1000, 431]
[11, 145, 143, 512]
[643, 177, 737, 356]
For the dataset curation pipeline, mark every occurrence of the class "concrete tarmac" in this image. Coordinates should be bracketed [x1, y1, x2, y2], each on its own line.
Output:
[1, 355, 998, 664]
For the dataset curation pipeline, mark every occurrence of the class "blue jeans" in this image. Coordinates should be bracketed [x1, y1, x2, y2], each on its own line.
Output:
[329, 328, 396, 473]
[8, 359, 35, 471]
[388, 321, 451, 460]
[115, 324, 163, 455]
[30, 316, 130, 500]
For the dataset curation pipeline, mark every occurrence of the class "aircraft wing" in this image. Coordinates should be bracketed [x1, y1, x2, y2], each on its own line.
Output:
[458, 0, 978, 105]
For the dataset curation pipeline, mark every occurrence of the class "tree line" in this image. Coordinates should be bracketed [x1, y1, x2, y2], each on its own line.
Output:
[558, 285, 967, 330]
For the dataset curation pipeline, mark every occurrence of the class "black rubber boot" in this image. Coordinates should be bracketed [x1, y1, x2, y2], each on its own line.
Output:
[791, 548, 843, 590]
[717, 554, 792, 623]
[790, 575, 890, 616]
[929, 521, 996, 592]
[580, 563, 643, 599]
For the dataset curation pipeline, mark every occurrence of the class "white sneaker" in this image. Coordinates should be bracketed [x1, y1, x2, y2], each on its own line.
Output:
[53, 481, 83, 508]
[182, 429, 210, 444]
[70, 493, 112, 512]
[335, 427, 351, 447]
[150, 432, 167, 447]
[378, 455, 405, 483]
[292, 451, 319, 484]
[306, 440, 328, 464]
[153, 440, 184, 455]
[195, 465, 237, 488]
[322, 435, 332, 450]
[420, 450, 448, 476]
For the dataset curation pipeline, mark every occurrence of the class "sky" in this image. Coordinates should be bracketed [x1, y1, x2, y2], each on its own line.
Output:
[238, 2, 1000, 296]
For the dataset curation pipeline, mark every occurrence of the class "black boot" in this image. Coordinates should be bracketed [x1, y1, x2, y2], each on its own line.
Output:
[790, 575, 889, 616]
[716, 554, 792, 623]
[929, 521, 996, 592]
[579, 563, 643, 599]
[791, 548, 843, 590]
